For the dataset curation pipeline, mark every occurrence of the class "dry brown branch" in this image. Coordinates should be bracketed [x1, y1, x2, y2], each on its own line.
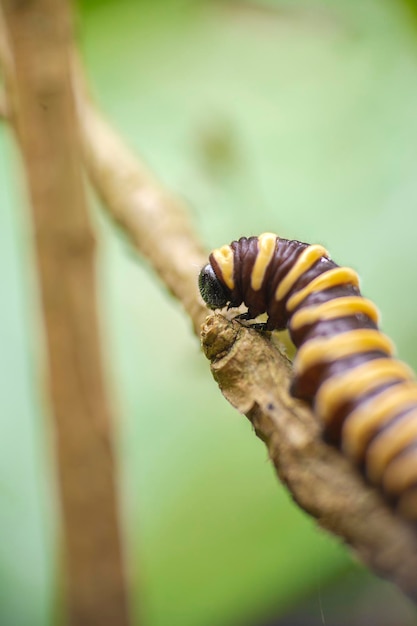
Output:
[67, 62, 417, 605]
[202, 314, 417, 602]
[0, 2, 130, 625]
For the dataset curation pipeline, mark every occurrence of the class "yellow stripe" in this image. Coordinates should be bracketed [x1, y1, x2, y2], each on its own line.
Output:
[275, 244, 329, 301]
[212, 245, 235, 290]
[382, 445, 417, 496]
[341, 382, 417, 461]
[294, 329, 394, 377]
[251, 233, 277, 291]
[316, 358, 413, 424]
[366, 409, 417, 484]
[290, 296, 380, 332]
[287, 267, 360, 312]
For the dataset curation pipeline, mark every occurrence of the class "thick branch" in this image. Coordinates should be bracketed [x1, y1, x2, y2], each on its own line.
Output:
[201, 314, 417, 602]
[0, 2, 130, 625]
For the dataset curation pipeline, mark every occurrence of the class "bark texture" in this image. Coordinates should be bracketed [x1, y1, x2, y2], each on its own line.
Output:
[202, 314, 417, 602]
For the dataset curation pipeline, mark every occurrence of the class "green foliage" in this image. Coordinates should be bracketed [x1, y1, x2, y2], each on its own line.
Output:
[2, 0, 417, 624]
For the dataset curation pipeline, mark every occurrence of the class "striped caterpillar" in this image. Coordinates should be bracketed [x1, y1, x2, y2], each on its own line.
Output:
[198, 233, 417, 522]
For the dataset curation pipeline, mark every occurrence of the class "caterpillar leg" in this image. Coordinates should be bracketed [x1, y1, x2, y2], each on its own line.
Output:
[233, 312, 268, 331]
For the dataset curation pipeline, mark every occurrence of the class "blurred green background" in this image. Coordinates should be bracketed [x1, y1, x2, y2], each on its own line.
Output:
[2, 0, 417, 624]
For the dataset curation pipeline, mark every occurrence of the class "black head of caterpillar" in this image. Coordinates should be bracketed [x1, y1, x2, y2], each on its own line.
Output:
[198, 264, 231, 310]
[199, 233, 417, 523]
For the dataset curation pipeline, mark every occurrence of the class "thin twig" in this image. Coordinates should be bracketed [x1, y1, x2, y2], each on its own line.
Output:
[72, 59, 208, 336]
[0, 2, 131, 625]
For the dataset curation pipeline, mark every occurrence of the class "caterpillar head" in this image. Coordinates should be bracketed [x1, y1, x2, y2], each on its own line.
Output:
[198, 264, 231, 309]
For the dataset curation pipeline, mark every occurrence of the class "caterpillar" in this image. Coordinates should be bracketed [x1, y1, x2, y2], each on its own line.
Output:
[198, 233, 417, 522]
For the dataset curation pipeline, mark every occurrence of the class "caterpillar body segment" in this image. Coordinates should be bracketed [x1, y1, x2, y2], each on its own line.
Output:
[198, 234, 417, 521]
